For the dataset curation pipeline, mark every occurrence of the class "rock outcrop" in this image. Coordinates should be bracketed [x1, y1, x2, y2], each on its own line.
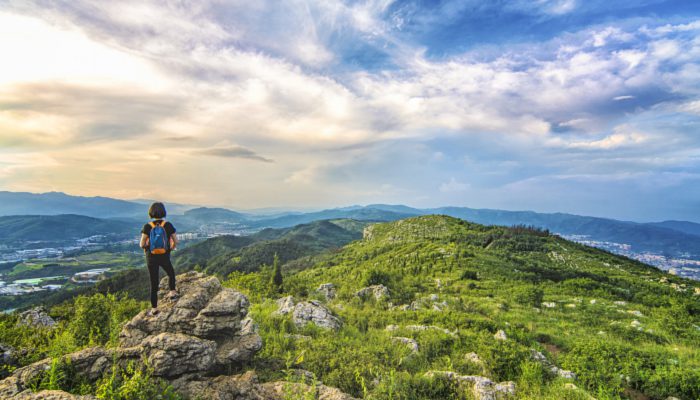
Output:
[17, 307, 55, 328]
[275, 296, 343, 330]
[0, 272, 358, 400]
[317, 283, 336, 300]
[0, 272, 263, 399]
[355, 284, 390, 301]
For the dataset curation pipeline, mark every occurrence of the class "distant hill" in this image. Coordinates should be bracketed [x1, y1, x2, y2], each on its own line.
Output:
[429, 207, 700, 258]
[648, 220, 700, 237]
[182, 207, 250, 223]
[174, 219, 366, 277]
[0, 191, 146, 218]
[0, 214, 135, 242]
[2, 191, 700, 260]
[247, 207, 419, 228]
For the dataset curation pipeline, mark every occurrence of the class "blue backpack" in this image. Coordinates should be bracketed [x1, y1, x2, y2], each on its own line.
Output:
[148, 220, 169, 255]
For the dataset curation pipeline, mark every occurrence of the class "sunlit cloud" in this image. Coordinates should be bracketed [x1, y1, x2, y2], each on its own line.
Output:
[1, 1, 699, 221]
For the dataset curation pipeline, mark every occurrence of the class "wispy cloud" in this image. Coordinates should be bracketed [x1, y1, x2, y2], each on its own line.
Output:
[193, 145, 273, 163]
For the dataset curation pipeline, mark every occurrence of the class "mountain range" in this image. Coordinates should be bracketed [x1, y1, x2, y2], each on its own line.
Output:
[2, 191, 700, 260]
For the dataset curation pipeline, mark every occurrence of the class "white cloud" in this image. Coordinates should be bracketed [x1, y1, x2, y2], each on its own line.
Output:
[1, 3, 700, 211]
[439, 178, 469, 193]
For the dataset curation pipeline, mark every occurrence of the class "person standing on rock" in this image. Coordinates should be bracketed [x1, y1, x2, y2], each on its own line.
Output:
[139, 202, 179, 315]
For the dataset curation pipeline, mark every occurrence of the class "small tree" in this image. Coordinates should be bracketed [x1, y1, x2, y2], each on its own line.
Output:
[271, 253, 283, 292]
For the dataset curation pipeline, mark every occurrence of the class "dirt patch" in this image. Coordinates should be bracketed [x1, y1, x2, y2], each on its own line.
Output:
[542, 342, 562, 358]
[623, 387, 651, 400]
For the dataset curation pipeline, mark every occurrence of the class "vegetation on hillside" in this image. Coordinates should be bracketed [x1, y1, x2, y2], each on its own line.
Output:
[2, 215, 698, 399]
[226, 216, 700, 399]
[173, 219, 365, 277]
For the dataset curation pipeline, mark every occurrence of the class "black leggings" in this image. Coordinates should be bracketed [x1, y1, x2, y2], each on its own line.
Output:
[147, 254, 176, 308]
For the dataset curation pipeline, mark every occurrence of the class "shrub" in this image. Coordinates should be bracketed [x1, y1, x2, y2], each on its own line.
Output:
[95, 361, 181, 400]
[514, 286, 544, 308]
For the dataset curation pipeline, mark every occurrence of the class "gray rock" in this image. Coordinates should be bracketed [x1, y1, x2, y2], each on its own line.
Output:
[179, 371, 359, 400]
[141, 333, 216, 377]
[355, 285, 390, 301]
[17, 307, 55, 328]
[274, 296, 296, 315]
[425, 371, 516, 400]
[15, 390, 97, 399]
[494, 330, 507, 341]
[530, 349, 576, 380]
[262, 379, 360, 400]
[292, 300, 342, 330]
[0, 343, 15, 365]
[317, 283, 336, 300]
[553, 368, 576, 379]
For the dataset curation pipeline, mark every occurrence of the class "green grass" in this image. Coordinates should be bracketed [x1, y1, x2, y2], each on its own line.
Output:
[225, 215, 700, 399]
[3, 215, 699, 399]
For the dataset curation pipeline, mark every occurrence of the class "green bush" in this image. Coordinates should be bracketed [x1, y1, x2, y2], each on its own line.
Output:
[513, 286, 544, 307]
[68, 293, 143, 347]
[95, 361, 181, 400]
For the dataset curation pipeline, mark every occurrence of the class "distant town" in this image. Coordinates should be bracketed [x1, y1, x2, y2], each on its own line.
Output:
[561, 234, 700, 281]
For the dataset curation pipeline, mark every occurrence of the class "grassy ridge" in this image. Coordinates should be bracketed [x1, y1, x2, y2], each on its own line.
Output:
[174, 219, 366, 277]
[227, 215, 699, 399]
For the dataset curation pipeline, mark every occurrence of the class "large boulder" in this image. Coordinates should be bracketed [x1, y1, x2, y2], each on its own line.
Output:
[0, 272, 261, 398]
[119, 272, 249, 345]
[355, 285, 390, 301]
[274, 297, 343, 330]
[292, 301, 342, 330]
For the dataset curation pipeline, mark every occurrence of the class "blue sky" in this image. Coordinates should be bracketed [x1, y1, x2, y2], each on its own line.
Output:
[1, 0, 699, 221]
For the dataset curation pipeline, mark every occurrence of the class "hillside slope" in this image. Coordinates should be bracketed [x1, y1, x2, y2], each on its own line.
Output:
[233, 215, 699, 399]
[0, 214, 134, 242]
[173, 219, 367, 277]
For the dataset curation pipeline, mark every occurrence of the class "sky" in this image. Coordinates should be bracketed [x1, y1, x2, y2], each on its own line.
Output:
[1, 1, 700, 222]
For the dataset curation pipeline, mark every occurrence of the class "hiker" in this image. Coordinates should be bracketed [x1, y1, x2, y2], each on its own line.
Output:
[139, 202, 178, 315]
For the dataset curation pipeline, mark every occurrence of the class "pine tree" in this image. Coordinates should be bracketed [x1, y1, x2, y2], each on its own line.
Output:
[271, 252, 283, 292]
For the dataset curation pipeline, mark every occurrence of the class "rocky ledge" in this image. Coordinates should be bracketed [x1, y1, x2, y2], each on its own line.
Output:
[0, 272, 356, 400]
